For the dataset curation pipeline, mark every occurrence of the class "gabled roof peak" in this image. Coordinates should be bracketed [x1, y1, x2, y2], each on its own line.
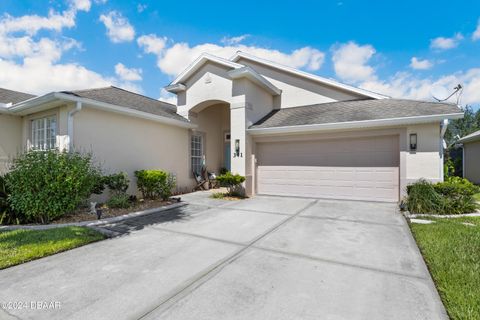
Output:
[230, 51, 388, 100]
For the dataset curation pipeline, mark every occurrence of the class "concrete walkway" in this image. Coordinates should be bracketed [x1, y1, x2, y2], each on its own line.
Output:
[0, 191, 447, 320]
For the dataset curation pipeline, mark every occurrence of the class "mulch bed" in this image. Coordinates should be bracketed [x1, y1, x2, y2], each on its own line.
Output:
[53, 199, 175, 224]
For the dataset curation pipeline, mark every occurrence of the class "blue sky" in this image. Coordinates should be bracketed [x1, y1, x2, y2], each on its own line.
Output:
[1, 0, 479, 108]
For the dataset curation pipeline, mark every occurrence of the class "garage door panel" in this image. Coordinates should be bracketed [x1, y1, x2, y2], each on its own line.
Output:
[256, 136, 399, 202]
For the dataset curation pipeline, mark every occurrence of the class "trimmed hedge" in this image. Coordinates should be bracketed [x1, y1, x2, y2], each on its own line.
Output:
[216, 172, 245, 196]
[134, 170, 176, 200]
[4, 150, 102, 224]
[104, 172, 129, 195]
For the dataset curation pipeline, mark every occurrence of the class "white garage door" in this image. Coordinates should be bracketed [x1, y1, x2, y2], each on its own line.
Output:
[256, 135, 399, 202]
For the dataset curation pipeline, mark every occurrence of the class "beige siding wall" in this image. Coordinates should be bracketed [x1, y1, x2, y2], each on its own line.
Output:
[72, 107, 192, 196]
[236, 58, 364, 108]
[0, 114, 23, 173]
[177, 63, 233, 117]
[404, 123, 442, 185]
[464, 141, 480, 184]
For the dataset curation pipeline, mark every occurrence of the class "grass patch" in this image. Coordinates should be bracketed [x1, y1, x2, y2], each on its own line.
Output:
[210, 192, 226, 199]
[0, 227, 105, 269]
[210, 192, 246, 201]
[410, 217, 480, 319]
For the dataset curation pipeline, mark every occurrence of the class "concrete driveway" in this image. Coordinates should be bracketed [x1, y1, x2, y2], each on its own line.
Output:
[0, 192, 447, 320]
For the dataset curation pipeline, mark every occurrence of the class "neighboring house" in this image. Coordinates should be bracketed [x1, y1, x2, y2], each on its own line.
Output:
[458, 130, 480, 184]
[0, 51, 464, 202]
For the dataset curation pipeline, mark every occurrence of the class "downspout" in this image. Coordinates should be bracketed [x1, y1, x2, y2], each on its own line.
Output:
[67, 101, 82, 151]
[440, 119, 449, 181]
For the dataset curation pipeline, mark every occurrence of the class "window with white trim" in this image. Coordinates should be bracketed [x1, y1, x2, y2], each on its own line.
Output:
[31, 116, 57, 150]
[191, 134, 203, 174]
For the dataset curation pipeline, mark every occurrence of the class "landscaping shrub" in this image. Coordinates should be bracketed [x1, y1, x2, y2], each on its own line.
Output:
[434, 177, 479, 214]
[216, 172, 245, 196]
[5, 150, 102, 224]
[106, 193, 131, 209]
[406, 177, 480, 215]
[0, 176, 8, 215]
[104, 172, 129, 195]
[405, 179, 443, 214]
[135, 170, 176, 200]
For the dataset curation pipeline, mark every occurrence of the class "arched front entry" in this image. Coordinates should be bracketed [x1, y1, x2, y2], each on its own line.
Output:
[188, 100, 231, 176]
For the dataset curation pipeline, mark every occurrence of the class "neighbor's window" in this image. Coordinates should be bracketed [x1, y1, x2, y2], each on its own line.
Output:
[191, 134, 203, 174]
[31, 116, 57, 150]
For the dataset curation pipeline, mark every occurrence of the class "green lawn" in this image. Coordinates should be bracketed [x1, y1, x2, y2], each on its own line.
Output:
[0, 227, 104, 269]
[410, 217, 480, 319]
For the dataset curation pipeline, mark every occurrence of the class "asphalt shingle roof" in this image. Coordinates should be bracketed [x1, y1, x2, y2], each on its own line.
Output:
[61, 86, 187, 122]
[250, 99, 462, 129]
[0, 87, 36, 104]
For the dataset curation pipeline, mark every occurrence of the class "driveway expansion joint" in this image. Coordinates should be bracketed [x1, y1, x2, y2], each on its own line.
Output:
[138, 200, 319, 319]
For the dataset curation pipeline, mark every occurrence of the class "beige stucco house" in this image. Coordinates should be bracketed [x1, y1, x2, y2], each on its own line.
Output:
[0, 52, 463, 202]
[458, 130, 480, 184]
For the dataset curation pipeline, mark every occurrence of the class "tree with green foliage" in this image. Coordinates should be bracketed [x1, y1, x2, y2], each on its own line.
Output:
[444, 105, 480, 176]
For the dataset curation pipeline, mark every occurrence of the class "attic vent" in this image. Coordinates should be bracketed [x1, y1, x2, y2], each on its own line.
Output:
[205, 73, 212, 84]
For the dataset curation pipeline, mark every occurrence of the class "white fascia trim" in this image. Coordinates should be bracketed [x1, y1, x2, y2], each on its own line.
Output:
[457, 130, 480, 143]
[0, 103, 12, 114]
[164, 83, 186, 93]
[228, 67, 282, 96]
[230, 51, 389, 100]
[8, 92, 57, 113]
[169, 53, 244, 87]
[10, 93, 196, 129]
[247, 112, 464, 135]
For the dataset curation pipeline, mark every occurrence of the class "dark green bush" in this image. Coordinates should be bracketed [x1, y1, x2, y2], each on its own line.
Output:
[106, 193, 131, 209]
[0, 176, 8, 214]
[406, 177, 479, 214]
[216, 172, 245, 196]
[135, 170, 176, 200]
[434, 176, 480, 197]
[104, 172, 129, 195]
[5, 150, 102, 224]
[433, 177, 479, 214]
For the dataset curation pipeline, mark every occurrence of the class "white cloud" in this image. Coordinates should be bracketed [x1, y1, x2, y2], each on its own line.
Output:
[360, 70, 480, 106]
[328, 41, 478, 106]
[137, 4, 147, 13]
[331, 41, 376, 83]
[221, 34, 249, 45]
[138, 36, 325, 77]
[115, 63, 142, 81]
[70, 0, 91, 12]
[473, 19, 480, 41]
[430, 33, 463, 50]
[99, 11, 135, 43]
[0, 6, 143, 95]
[0, 10, 76, 35]
[137, 34, 167, 55]
[410, 57, 434, 70]
[159, 88, 176, 104]
[0, 58, 111, 94]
